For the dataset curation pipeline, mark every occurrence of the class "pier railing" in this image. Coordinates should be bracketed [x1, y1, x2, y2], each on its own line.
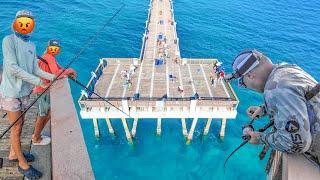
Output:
[87, 96, 234, 101]
[78, 58, 107, 103]
[139, 0, 153, 61]
[169, 0, 181, 58]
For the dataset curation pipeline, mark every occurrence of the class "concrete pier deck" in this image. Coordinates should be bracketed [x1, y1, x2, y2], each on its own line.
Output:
[89, 0, 233, 102]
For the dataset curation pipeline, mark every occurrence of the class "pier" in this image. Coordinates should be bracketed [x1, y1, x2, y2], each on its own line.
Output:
[78, 0, 239, 143]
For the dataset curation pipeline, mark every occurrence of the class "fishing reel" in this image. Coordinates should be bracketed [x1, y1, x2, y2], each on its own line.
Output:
[242, 124, 254, 141]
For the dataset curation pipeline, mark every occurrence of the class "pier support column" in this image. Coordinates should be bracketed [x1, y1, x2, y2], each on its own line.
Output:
[157, 118, 161, 136]
[131, 118, 139, 138]
[93, 118, 100, 138]
[219, 118, 227, 139]
[181, 118, 188, 137]
[186, 118, 198, 144]
[203, 118, 212, 136]
[121, 118, 133, 144]
[105, 118, 115, 136]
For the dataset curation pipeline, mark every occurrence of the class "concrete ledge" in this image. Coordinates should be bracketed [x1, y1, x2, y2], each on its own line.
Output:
[50, 78, 94, 179]
[282, 153, 319, 180]
[268, 151, 320, 180]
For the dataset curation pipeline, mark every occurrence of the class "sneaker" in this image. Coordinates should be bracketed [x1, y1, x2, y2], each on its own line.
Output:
[32, 135, 51, 146]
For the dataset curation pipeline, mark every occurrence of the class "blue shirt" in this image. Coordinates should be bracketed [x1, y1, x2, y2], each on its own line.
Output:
[0, 33, 55, 98]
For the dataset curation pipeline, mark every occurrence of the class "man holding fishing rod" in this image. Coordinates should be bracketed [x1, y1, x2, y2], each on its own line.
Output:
[225, 49, 320, 166]
[0, 10, 55, 178]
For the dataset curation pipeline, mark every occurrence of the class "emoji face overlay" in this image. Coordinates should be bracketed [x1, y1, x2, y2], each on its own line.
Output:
[13, 17, 35, 35]
[47, 46, 60, 56]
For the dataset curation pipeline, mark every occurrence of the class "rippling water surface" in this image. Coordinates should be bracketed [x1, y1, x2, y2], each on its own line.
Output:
[0, 0, 319, 179]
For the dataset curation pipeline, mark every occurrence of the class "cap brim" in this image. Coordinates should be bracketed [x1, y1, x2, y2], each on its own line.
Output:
[16, 15, 34, 19]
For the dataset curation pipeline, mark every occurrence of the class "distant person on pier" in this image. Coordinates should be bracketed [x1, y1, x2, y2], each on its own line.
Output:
[219, 69, 225, 82]
[214, 61, 222, 73]
[32, 40, 76, 146]
[225, 49, 320, 166]
[209, 75, 215, 86]
[0, 10, 55, 179]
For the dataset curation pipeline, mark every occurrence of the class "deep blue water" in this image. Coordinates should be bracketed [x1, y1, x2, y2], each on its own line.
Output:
[1, 0, 320, 179]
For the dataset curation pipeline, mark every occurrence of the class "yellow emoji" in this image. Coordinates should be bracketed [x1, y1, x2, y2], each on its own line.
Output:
[13, 17, 35, 35]
[47, 46, 60, 56]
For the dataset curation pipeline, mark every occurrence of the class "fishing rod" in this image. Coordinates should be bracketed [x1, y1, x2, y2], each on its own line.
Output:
[223, 117, 273, 171]
[223, 118, 255, 171]
[0, 4, 126, 140]
[68, 77, 132, 118]
[37, 55, 132, 118]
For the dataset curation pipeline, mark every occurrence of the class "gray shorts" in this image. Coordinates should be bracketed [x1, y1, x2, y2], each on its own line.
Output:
[0, 93, 30, 112]
[37, 93, 50, 117]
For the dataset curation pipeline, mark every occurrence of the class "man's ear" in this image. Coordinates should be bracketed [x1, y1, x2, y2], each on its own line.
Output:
[247, 71, 255, 80]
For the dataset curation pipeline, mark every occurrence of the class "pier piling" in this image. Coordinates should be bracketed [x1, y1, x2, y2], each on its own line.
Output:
[186, 117, 198, 144]
[131, 118, 139, 138]
[121, 118, 133, 144]
[181, 118, 188, 137]
[105, 118, 115, 136]
[219, 118, 227, 139]
[93, 118, 100, 138]
[157, 118, 162, 136]
[203, 118, 212, 136]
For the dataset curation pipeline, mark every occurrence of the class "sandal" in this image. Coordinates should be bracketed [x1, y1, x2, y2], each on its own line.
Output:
[8, 152, 35, 162]
[18, 165, 42, 179]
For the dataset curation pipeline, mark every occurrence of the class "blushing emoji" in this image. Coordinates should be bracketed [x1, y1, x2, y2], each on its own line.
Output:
[47, 46, 60, 56]
[13, 17, 35, 35]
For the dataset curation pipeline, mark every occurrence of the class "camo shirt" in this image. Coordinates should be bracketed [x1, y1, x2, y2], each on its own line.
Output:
[259, 63, 320, 157]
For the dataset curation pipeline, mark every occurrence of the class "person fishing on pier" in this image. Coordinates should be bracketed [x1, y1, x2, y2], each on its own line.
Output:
[0, 10, 55, 179]
[0, 4, 126, 178]
[32, 40, 76, 146]
[225, 49, 320, 166]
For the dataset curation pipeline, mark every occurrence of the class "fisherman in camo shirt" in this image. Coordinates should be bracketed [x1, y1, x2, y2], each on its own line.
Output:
[225, 49, 320, 166]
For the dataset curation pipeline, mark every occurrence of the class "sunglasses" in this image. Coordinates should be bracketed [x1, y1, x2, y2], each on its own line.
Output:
[238, 76, 247, 88]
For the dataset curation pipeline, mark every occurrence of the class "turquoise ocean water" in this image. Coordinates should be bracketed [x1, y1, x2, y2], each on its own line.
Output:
[0, 0, 320, 179]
